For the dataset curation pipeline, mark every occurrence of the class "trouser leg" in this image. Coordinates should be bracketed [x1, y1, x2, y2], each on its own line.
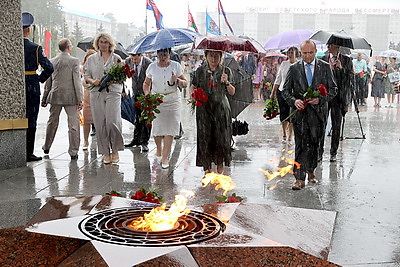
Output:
[330, 104, 342, 156]
[43, 105, 62, 151]
[64, 105, 80, 156]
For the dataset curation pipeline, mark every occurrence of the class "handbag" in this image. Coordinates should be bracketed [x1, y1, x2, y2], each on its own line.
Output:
[232, 119, 249, 136]
[388, 72, 400, 83]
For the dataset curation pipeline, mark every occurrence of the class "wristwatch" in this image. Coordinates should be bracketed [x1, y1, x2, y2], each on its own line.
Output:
[226, 81, 230, 86]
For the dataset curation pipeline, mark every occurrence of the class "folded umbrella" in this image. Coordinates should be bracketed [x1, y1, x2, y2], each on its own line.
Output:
[121, 92, 135, 125]
[128, 28, 202, 54]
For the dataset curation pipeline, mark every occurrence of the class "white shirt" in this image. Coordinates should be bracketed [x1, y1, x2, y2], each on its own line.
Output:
[274, 60, 298, 91]
[146, 61, 183, 95]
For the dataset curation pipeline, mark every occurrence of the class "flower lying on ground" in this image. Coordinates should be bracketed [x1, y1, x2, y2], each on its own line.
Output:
[215, 193, 245, 203]
[130, 187, 163, 204]
[188, 88, 208, 113]
[134, 94, 164, 127]
[106, 190, 124, 197]
[88, 59, 135, 92]
[263, 98, 280, 120]
[283, 84, 327, 122]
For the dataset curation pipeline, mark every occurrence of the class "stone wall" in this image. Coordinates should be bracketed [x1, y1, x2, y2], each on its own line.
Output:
[0, 0, 27, 169]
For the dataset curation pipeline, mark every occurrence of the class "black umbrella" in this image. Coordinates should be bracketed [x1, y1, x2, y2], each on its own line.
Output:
[310, 30, 372, 55]
[224, 54, 253, 118]
[77, 37, 94, 51]
[77, 37, 129, 59]
[121, 92, 135, 125]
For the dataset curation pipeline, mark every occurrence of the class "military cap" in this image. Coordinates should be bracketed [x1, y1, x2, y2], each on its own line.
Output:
[22, 12, 34, 29]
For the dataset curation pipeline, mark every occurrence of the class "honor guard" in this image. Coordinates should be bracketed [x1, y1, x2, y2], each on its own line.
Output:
[22, 12, 54, 162]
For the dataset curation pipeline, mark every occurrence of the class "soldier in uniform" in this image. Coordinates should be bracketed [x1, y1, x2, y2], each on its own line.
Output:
[22, 12, 54, 162]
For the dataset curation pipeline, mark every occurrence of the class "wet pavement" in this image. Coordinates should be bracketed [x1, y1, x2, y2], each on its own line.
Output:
[1, 94, 400, 266]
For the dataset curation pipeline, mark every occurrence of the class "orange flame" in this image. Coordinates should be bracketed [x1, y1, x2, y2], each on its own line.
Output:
[202, 172, 236, 196]
[128, 195, 190, 231]
[259, 154, 301, 182]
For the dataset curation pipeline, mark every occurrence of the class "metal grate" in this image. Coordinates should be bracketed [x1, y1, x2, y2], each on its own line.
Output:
[79, 207, 225, 247]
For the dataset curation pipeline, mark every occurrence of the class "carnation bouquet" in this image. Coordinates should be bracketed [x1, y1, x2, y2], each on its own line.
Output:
[88, 59, 135, 92]
[263, 98, 280, 120]
[283, 84, 328, 122]
[188, 88, 208, 113]
[134, 94, 164, 127]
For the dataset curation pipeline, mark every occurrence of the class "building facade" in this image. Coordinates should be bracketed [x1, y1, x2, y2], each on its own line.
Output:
[197, 7, 400, 54]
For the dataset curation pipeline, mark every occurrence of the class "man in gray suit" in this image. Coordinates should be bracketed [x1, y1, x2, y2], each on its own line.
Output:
[282, 40, 337, 190]
[41, 39, 83, 159]
[124, 53, 152, 152]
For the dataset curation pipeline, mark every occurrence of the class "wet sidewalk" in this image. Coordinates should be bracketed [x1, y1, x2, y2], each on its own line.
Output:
[0, 98, 400, 266]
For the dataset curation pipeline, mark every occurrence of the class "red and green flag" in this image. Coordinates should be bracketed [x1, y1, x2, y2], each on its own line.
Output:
[188, 7, 199, 33]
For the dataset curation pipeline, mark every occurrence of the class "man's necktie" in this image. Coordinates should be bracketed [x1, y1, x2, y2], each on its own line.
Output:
[134, 65, 138, 78]
[306, 63, 313, 86]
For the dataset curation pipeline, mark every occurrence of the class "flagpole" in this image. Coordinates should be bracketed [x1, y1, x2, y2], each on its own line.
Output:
[145, 0, 148, 35]
[218, 2, 221, 34]
[205, 7, 208, 36]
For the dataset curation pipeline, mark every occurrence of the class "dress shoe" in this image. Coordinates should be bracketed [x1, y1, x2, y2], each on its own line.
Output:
[111, 152, 119, 164]
[330, 154, 337, 162]
[141, 144, 149, 152]
[125, 140, 140, 147]
[27, 154, 42, 162]
[43, 149, 49, 154]
[70, 155, 78, 160]
[307, 172, 318, 183]
[291, 180, 305, 190]
[103, 155, 111, 164]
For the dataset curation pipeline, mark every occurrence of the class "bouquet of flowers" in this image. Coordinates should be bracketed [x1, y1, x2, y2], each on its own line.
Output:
[188, 88, 208, 113]
[263, 98, 280, 120]
[283, 84, 328, 122]
[106, 190, 124, 197]
[88, 59, 135, 92]
[134, 94, 164, 127]
[215, 193, 245, 203]
[130, 187, 163, 204]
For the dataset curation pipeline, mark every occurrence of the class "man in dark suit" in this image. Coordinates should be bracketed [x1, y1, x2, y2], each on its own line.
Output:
[124, 53, 152, 152]
[319, 43, 353, 162]
[22, 12, 54, 162]
[282, 40, 337, 190]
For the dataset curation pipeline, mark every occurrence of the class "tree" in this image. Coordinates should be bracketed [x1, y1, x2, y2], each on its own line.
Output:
[97, 23, 105, 34]
[21, 0, 63, 44]
[60, 19, 70, 39]
[71, 22, 85, 56]
[104, 13, 117, 37]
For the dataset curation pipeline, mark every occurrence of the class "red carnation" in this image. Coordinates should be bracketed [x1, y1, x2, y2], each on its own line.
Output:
[145, 106, 151, 111]
[117, 59, 121, 63]
[156, 98, 163, 103]
[148, 111, 155, 116]
[318, 84, 328, 97]
[134, 102, 142, 109]
[108, 193, 119, 196]
[195, 101, 203, 107]
[228, 196, 240, 203]
[146, 122, 152, 127]
[135, 190, 145, 200]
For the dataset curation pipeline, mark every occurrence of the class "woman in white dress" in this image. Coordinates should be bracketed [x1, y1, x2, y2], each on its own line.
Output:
[143, 48, 187, 168]
[84, 33, 124, 164]
[270, 47, 300, 146]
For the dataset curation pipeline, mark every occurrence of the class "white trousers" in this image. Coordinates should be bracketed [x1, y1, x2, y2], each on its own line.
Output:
[90, 90, 124, 155]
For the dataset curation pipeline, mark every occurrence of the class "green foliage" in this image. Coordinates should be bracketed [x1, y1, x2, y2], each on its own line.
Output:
[135, 94, 164, 127]
[215, 193, 245, 203]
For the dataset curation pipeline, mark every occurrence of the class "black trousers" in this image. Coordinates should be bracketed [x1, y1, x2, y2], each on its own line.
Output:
[319, 97, 343, 157]
[354, 75, 366, 103]
[26, 81, 40, 156]
[293, 112, 324, 181]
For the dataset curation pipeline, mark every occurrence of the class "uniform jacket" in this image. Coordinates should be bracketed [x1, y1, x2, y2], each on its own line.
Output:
[24, 38, 54, 93]
[42, 52, 83, 105]
[282, 58, 337, 123]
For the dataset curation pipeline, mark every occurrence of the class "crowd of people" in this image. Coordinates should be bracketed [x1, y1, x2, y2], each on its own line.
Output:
[22, 11, 399, 190]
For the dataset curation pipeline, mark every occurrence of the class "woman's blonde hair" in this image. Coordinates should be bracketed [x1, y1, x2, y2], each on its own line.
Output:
[93, 32, 115, 52]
